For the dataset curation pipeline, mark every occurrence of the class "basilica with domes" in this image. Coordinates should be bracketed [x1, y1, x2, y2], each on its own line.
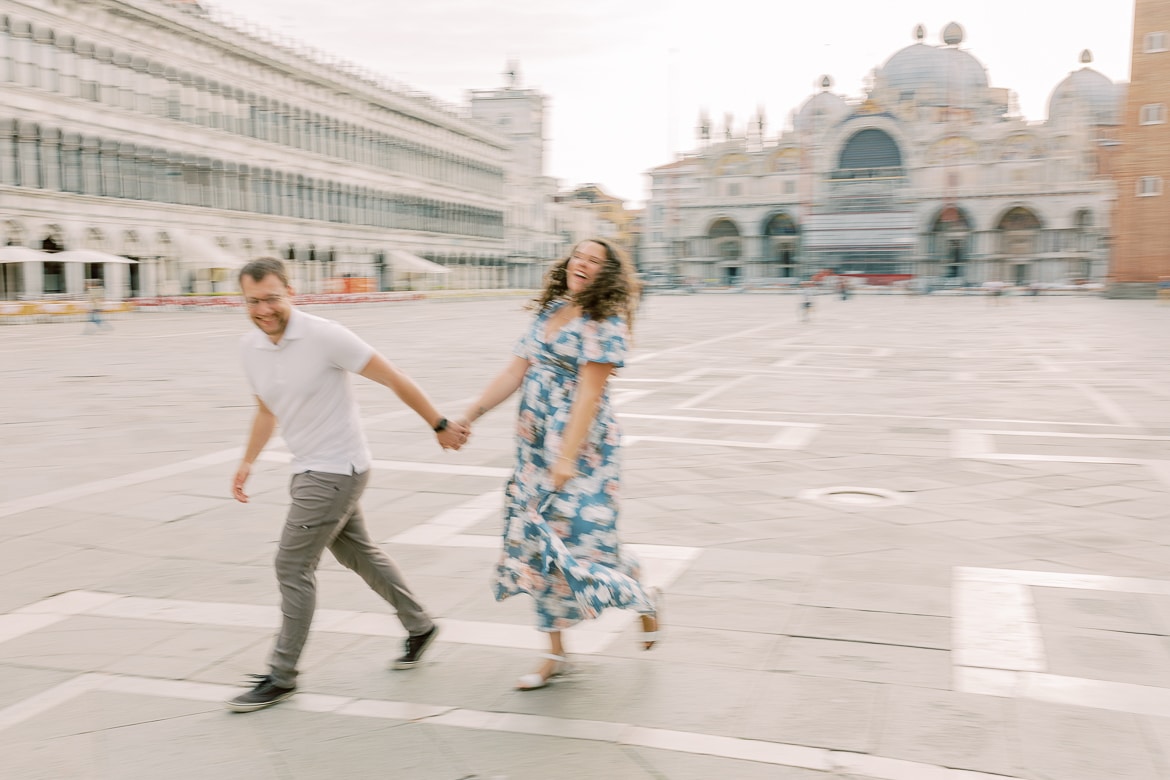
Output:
[642, 23, 1123, 288]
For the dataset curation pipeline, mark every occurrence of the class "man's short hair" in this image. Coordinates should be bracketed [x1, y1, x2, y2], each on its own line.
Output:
[238, 257, 289, 287]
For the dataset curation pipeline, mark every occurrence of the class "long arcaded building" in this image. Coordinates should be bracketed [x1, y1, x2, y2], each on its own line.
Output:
[0, 0, 514, 300]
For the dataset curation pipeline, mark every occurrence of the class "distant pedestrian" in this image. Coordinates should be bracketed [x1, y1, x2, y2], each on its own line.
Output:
[983, 280, 1005, 306]
[83, 280, 111, 332]
[225, 257, 469, 713]
[800, 281, 815, 321]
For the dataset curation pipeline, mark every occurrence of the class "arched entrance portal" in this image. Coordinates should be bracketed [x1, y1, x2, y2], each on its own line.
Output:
[995, 206, 1042, 284]
[708, 218, 741, 285]
[764, 213, 798, 278]
[929, 205, 972, 281]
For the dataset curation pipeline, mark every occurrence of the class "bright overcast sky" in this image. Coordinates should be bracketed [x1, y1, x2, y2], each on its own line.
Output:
[213, 0, 1134, 206]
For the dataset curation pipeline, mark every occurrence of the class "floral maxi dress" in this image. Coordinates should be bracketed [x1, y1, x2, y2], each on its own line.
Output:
[492, 300, 655, 631]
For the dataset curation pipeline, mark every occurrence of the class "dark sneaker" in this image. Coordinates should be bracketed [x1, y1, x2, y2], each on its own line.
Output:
[225, 674, 295, 712]
[392, 623, 439, 669]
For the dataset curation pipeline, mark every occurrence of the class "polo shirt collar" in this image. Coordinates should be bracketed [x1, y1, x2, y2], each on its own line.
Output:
[255, 307, 305, 350]
[282, 308, 307, 341]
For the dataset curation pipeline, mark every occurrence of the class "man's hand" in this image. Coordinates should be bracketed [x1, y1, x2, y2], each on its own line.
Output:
[437, 418, 471, 451]
[232, 462, 252, 503]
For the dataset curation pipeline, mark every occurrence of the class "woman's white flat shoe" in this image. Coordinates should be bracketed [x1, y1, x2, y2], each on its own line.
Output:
[640, 587, 664, 650]
[516, 653, 570, 691]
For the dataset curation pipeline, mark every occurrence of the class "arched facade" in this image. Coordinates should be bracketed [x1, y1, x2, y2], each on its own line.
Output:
[643, 23, 1118, 287]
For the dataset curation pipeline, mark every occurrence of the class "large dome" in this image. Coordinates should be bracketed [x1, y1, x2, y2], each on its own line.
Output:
[874, 40, 989, 107]
[1048, 62, 1124, 126]
[794, 89, 849, 133]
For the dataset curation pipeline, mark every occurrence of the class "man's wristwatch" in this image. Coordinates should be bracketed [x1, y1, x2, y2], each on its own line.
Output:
[433, 417, 448, 433]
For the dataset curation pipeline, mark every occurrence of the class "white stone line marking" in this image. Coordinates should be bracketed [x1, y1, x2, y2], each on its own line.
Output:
[613, 388, 655, 407]
[1032, 355, 1064, 373]
[627, 322, 782, 365]
[769, 425, 821, 449]
[0, 614, 69, 647]
[619, 412, 817, 429]
[756, 365, 878, 378]
[953, 567, 1170, 718]
[383, 491, 500, 547]
[619, 412, 821, 451]
[0, 673, 107, 732]
[621, 727, 831, 771]
[772, 351, 809, 368]
[958, 566, 1170, 596]
[625, 435, 801, 451]
[830, 752, 1023, 780]
[0, 448, 243, 519]
[7, 590, 617, 654]
[675, 374, 753, 410]
[950, 430, 994, 459]
[686, 406, 1122, 427]
[1020, 673, 1170, 719]
[950, 429, 1170, 487]
[256, 451, 510, 478]
[1071, 382, 1141, 429]
[951, 580, 1044, 672]
[0, 672, 1032, 779]
[12, 581, 694, 656]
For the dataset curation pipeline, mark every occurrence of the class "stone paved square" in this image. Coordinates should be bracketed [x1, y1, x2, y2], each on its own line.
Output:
[2, 292, 1170, 779]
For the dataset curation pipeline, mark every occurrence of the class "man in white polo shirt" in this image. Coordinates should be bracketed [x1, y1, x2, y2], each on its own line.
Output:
[226, 257, 469, 713]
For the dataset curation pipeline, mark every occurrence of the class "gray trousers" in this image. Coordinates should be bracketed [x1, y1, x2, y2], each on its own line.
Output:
[269, 469, 432, 687]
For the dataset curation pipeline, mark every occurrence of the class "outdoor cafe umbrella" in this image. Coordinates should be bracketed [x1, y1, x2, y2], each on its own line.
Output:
[51, 250, 138, 264]
[0, 246, 53, 263]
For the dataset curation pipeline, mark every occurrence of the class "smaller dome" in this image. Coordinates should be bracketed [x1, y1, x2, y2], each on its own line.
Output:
[794, 90, 848, 133]
[942, 22, 964, 46]
[1048, 64, 1123, 125]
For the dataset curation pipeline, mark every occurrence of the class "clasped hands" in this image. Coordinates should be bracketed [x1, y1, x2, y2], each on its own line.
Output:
[436, 417, 472, 451]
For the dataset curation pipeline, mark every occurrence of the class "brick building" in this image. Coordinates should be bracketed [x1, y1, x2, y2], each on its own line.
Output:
[1111, 0, 1170, 297]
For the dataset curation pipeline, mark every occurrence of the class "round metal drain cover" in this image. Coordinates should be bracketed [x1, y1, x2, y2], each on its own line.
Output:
[798, 486, 909, 509]
[825, 490, 889, 506]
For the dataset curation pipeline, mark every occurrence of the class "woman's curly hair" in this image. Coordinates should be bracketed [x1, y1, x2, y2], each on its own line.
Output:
[532, 238, 642, 330]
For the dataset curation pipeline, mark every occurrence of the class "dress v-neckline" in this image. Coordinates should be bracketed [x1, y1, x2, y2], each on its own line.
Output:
[542, 301, 579, 344]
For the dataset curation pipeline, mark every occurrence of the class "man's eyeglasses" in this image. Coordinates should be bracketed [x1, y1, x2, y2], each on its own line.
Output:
[243, 295, 286, 308]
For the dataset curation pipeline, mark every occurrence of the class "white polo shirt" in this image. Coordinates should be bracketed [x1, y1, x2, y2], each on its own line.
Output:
[241, 309, 375, 475]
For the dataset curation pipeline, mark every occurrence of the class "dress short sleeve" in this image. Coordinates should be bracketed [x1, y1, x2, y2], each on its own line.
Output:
[580, 316, 628, 368]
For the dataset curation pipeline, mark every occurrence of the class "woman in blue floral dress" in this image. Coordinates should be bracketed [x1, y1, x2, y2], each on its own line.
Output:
[462, 238, 660, 690]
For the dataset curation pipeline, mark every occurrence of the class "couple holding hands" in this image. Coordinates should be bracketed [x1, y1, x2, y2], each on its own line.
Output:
[228, 238, 659, 712]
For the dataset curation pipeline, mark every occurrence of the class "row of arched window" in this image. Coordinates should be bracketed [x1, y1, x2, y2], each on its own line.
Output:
[0, 16, 505, 195]
[0, 120, 504, 239]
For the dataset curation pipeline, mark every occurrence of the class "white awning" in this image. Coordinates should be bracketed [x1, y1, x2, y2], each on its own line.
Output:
[52, 250, 138, 264]
[803, 212, 918, 251]
[177, 233, 245, 269]
[387, 249, 451, 274]
[0, 246, 53, 263]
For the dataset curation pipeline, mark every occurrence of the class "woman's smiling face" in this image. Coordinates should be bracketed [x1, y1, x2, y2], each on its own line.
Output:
[566, 240, 607, 296]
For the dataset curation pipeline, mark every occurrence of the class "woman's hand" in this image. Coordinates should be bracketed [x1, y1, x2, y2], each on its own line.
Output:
[437, 419, 471, 450]
[550, 455, 577, 491]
